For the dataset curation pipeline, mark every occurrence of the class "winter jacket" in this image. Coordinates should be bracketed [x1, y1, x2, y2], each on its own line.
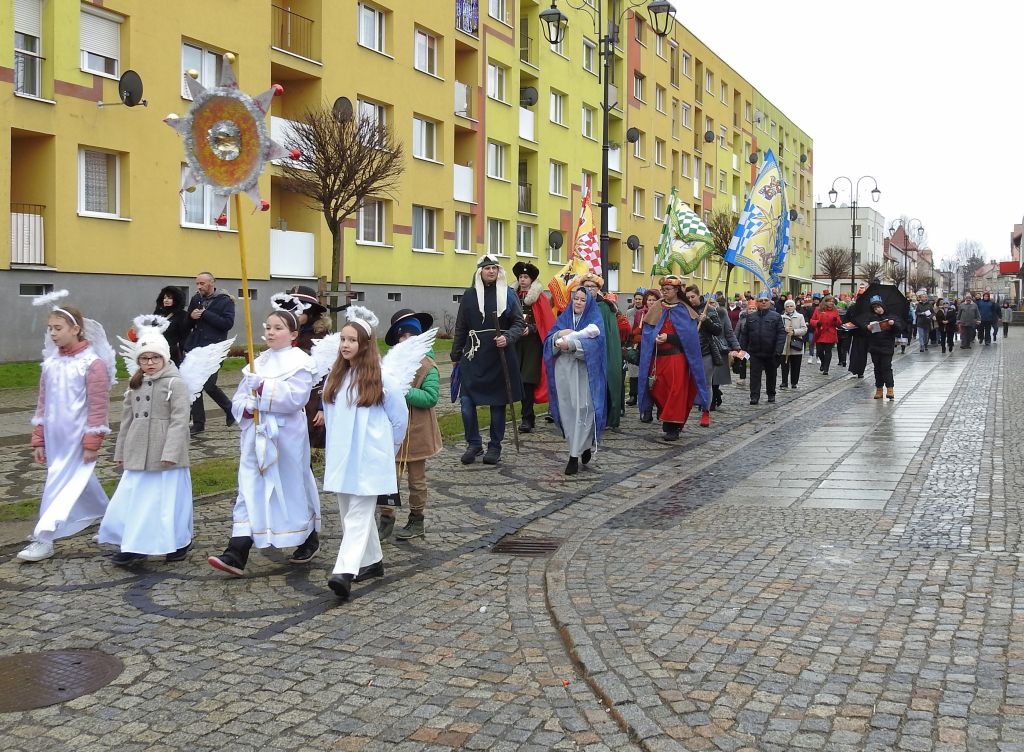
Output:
[914, 301, 935, 330]
[739, 308, 787, 357]
[154, 286, 190, 364]
[184, 289, 235, 351]
[865, 311, 905, 356]
[399, 354, 443, 462]
[976, 299, 997, 322]
[781, 311, 808, 355]
[114, 364, 190, 470]
[810, 307, 842, 345]
[694, 303, 724, 358]
[957, 302, 981, 326]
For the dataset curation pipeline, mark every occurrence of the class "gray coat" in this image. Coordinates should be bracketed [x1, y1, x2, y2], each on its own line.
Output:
[957, 301, 981, 327]
[115, 363, 191, 470]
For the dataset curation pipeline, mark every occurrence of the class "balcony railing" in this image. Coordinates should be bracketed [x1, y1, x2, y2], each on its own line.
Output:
[455, 81, 475, 118]
[607, 205, 619, 233]
[272, 5, 316, 60]
[11, 204, 45, 265]
[608, 146, 621, 172]
[519, 28, 537, 66]
[14, 50, 43, 97]
[518, 183, 532, 213]
[456, 0, 479, 35]
[269, 228, 314, 278]
[454, 164, 474, 203]
[518, 106, 535, 141]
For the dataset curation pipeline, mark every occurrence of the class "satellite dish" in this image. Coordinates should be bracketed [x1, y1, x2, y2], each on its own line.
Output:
[625, 127, 641, 143]
[98, 69, 147, 108]
[548, 230, 563, 250]
[703, 130, 715, 143]
[800, 153, 808, 164]
[332, 96, 353, 121]
[789, 209, 799, 221]
[520, 87, 538, 107]
[748, 152, 758, 164]
[626, 234, 641, 251]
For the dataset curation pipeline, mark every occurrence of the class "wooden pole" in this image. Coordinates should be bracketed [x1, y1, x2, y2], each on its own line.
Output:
[233, 193, 259, 427]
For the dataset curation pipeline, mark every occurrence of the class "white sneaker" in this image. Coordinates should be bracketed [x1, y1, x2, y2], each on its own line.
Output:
[17, 540, 54, 562]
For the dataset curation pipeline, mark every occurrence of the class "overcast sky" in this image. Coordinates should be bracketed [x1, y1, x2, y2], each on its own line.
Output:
[673, 0, 1023, 264]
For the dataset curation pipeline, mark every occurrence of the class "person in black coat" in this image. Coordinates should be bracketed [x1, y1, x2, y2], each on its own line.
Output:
[738, 293, 787, 405]
[154, 286, 189, 365]
[184, 272, 236, 435]
[864, 295, 905, 399]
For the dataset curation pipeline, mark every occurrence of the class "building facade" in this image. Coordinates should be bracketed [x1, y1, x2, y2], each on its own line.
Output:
[1, 0, 813, 360]
[814, 204, 885, 294]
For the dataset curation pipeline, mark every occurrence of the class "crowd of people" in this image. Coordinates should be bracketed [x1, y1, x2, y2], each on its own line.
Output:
[18, 259, 1012, 602]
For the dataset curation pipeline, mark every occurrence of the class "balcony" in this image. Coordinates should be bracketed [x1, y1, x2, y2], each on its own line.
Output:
[456, 0, 479, 36]
[608, 146, 621, 172]
[518, 183, 533, 213]
[454, 164, 474, 203]
[732, 154, 739, 170]
[518, 107, 535, 141]
[272, 5, 317, 61]
[731, 195, 737, 212]
[269, 228, 314, 278]
[455, 81, 475, 119]
[14, 50, 43, 98]
[519, 28, 537, 67]
[11, 204, 45, 265]
[607, 205, 619, 233]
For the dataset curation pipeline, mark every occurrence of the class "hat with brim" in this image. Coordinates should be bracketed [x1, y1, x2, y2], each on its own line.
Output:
[288, 285, 327, 318]
[384, 308, 434, 346]
[512, 261, 540, 281]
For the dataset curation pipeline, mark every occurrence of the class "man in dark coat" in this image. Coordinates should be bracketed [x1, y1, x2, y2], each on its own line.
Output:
[512, 261, 554, 433]
[184, 272, 236, 435]
[451, 255, 526, 465]
[738, 292, 787, 405]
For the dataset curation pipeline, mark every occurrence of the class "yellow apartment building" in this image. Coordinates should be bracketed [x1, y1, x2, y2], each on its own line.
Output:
[1, 0, 812, 360]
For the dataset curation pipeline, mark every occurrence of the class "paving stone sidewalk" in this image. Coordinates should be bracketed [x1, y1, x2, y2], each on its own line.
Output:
[0, 339, 1014, 751]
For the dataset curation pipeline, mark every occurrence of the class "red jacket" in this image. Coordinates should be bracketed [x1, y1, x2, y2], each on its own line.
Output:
[810, 307, 842, 344]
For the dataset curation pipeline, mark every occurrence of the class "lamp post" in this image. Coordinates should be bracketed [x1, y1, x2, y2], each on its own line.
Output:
[540, 0, 676, 292]
[888, 217, 924, 297]
[828, 176, 880, 296]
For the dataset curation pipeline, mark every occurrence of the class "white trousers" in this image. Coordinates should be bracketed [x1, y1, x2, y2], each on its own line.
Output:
[332, 494, 382, 575]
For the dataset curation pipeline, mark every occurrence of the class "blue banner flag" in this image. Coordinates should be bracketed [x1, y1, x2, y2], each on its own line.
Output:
[725, 149, 789, 290]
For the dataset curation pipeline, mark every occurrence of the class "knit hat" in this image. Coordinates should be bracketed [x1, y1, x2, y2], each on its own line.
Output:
[384, 309, 434, 346]
[135, 332, 171, 363]
[869, 295, 884, 306]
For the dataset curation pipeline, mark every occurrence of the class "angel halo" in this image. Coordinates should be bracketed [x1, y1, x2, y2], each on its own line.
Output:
[345, 305, 380, 337]
[30, 288, 117, 387]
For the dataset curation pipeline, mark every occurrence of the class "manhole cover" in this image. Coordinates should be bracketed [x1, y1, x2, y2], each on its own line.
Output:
[491, 536, 563, 556]
[0, 649, 123, 712]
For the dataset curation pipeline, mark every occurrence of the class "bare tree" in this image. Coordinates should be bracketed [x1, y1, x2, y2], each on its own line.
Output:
[953, 239, 986, 294]
[819, 245, 852, 294]
[704, 210, 739, 296]
[887, 261, 907, 289]
[859, 259, 885, 284]
[279, 103, 405, 319]
[907, 271, 927, 294]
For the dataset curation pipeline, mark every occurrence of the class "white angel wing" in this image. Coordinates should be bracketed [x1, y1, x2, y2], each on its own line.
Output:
[381, 328, 438, 396]
[311, 332, 341, 383]
[85, 318, 117, 386]
[116, 335, 140, 379]
[179, 337, 235, 402]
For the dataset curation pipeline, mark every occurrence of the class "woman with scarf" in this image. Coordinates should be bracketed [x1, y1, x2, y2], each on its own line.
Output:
[154, 286, 189, 365]
[543, 288, 607, 475]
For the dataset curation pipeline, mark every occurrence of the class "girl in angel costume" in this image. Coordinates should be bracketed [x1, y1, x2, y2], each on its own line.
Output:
[98, 316, 233, 566]
[207, 298, 322, 577]
[19, 291, 116, 563]
[314, 306, 435, 600]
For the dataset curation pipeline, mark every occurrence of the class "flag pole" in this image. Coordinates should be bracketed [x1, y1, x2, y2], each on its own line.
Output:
[234, 193, 260, 431]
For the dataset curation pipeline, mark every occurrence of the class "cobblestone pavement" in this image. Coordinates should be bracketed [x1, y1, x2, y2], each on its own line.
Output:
[0, 338, 1017, 751]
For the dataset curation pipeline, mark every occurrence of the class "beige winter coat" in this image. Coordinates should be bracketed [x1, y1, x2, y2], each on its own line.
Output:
[114, 364, 191, 470]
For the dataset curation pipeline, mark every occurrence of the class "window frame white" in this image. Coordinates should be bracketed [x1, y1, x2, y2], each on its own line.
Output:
[412, 205, 437, 251]
[582, 39, 596, 73]
[655, 84, 666, 113]
[681, 51, 691, 78]
[581, 104, 595, 139]
[488, 0, 509, 24]
[486, 140, 507, 179]
[516, 223, 535, 257]
[412, 116, 437, 161]
[632, 187, 644, 217]
[80, 5, 122, 79]
[14, 0, 43, 97]
[357, 198, 387, 245]
[632, 244, 643, 273]
[181, 42, 223, 100]
[413, 28, 438, 75]
[653, 192, 665, 221]
[487, 217, 508, 256]
[486, 62, 507, 102]
[549, 90, 566, 125]
[654, 138, 666, 166]
[179, 164, 232, 229]
[77, 147, 121, 219]
[633, 72, 645, 102]
[680, 102, 691, 129]
[548, 230, 562, 264]
[357, 2, 387, 54]
[455, 212, 473, 253]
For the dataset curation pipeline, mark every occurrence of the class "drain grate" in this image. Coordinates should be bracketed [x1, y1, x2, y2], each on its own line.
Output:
[491, 536, 563, 557]
[0, 649, 124, 713]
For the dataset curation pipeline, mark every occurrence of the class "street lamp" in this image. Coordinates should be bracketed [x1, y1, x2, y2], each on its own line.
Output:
[828, 176, 880, 296]
[888, 217, 924, 297]
[540, 0, 676, 291]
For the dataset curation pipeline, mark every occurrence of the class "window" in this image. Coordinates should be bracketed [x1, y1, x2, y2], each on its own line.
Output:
[719, 125, 727, 148]
[770, 121, 777, 138]
[653, 192, 665, 220]
[671, 98, 679, 138]
[550, 90, 565, 125]
[412, 117, 436, 160]
[632, 245, 643, 273]
[634, 16, 646, 45]
[704, 163, 714, 188]
[669, 42, 679, 87]
[358, 98, 386, 128]
[654, 138, 665, 166]
[704, 116, 713, 136]
[357, 3, 387, 53]
[632, 187, 644, 217]
[181, 42, 223, 99]
[516, 223, 535, 256]
[238, 288, 258, 301]
[488, 0, 508, 23]
[486, 140, 506, 179]
[582, 105, 595, 139]
[181, 165, 232, 228]
[414, 29, 437, 75]
[744, 101, 752, 122]
[486, 62, 507, 101]
[357, 199, 386, 244]
[718, 170, 726, 193]
[487, 218, 507, 255]
[633, 130, 645, 159]
[681, 51, 691, 77]
[583, 39, 596, 73]
[655, 34, 665, 58]
[14, 0, 43, 97]
[720, 81, 728, 102]
[633, 72, 645, 102]
[549, 161, 565, 195]
[20, 283, 54, 297]
[581, 170, 594, 194]
[655, 85, 666, 113]
[680, 152, 690, 178]
[412, 205, 436, 250]
[550, 34, 565, 57]
[387, 292, 402, 302]
[80, 5, 121, 77]
[548, 230, 562, 264]
[853, 224, 862, 238]
[455, 213, 473, 253]
[680, 102, 691, 128]
[705, 69, 713, 93]
[78, 148, 120, 217]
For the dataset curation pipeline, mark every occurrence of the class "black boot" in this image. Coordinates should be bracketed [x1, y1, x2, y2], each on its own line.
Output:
[328, 572, 353, 600]
[289, 530, 320, 564]
[626, 378, 638, 406]
[207, 536, 253, 577]
[640, 408, 653, 423]
[519, 413, 535, 434]
[565, 457, 579, 475]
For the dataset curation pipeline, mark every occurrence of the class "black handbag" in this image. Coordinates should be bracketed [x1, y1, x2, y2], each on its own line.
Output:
[623, 346, 640, 366]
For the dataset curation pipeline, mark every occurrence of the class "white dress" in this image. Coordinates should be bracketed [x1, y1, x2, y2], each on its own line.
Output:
[231, 346, 322, 548]
[33, 346, 110, 543]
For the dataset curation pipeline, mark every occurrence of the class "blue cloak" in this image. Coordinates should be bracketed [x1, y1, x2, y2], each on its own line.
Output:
[543, 290, 608, 442]
[638, 302, 710, 413]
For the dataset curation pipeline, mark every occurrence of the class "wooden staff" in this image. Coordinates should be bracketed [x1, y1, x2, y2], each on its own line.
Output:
[233, 194, 259, 429]
[492, 312, 520, 453]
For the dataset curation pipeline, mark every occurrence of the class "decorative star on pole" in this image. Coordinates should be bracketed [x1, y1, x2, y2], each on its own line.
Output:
[163, 53, 299, 225]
